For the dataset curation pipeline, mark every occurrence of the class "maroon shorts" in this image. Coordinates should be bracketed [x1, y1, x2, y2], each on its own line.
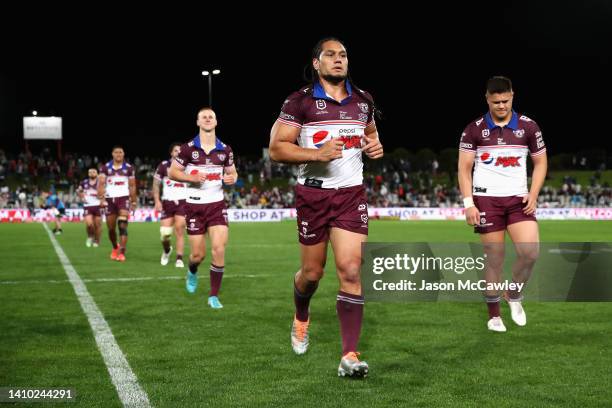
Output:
[474, 195, 537, 234]
[84, 205, 101, 217]
[105, 196, 130, 215]
[295, 184, 368, 245]
[185, 200, 228, 235]
[161, 199, 186, 219]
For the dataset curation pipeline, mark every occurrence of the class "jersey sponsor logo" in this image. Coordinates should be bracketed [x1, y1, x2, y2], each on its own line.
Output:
[494, 156, 521, 167]
[358, 113, 368, 122]
[460, 132, 466, 141]
[313, 130, 331, 148]
[316, 99, 327, 110]
[338, 136, 363, 150]
[279, 111, 295, 121]
[476, 118, 484, 126]
[519, 115, 532, 122]
[339, 111, 353, 120]
[175, 157, 185, 165]
[497, 138, 506, 145]
[535, 131, 545, 149]
[474, 186, 487, 193]
[481, 129, 490, 138]
[358, 204, 366, 211]
[513, 129, 525, 138]
[460, 142, 473, 149]
[480, 152, 494, 164]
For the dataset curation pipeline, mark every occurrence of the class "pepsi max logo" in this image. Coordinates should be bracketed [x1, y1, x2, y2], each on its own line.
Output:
[312, 131, 331, 148]
[480, 152, 494, 164]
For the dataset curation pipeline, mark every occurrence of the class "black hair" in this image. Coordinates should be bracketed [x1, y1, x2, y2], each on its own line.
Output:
[486, 76, 513, 94]
[112, 145, 124, 152]
[169, 142, 181, 154]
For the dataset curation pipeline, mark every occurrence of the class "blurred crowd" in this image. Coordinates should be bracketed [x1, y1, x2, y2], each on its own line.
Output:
[1, 149, 610, 210]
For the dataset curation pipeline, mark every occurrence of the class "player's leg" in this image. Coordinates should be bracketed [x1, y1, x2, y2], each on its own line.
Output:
[93, 215, 102, 247]
[290, 241, 327, 355]
[55, 212, 62, 234]
[186, 233, 206, 293]
[330, 227, 369, 377]
[84, 213, 94, 247]
[160, 215, 174, 266]
[116, 208, 130, 262]
[207, 225, 228, 308]
[173, 214, 186, 267]
[480, 230, 507, 332]
[505, 220, 539, 326]
[106, 212, 119, 260]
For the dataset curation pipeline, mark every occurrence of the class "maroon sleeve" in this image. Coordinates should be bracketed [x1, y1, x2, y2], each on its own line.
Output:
[174, 144, 190, 168]
[277, 92, 305, 128]
[127, 164, 135, 178]
[154, 162, 167, 180]
[99, 163, 107, 175]
[459, 123, 478, 153]
[527, 121, 546, 157]
[224, 146, 234, 168]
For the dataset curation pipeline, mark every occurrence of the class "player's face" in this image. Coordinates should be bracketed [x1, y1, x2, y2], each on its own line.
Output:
[486, 91, 514, 121]
[197, 110, 217, 132]
[314, 41, 348, 83]
[170, 145, 180, 159]
[88, 169, 98, 179]
[112, 148, 124, 162]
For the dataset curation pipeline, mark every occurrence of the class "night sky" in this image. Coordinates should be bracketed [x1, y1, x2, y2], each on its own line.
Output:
[2, 2, 611, 160]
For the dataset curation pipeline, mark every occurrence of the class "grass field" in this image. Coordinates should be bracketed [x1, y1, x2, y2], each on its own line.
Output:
[1, 220, 611, 407]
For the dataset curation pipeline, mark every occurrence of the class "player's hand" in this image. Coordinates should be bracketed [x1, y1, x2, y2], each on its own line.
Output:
[315, 139, 344, 162]
[362, 136, 384, 159]
[100, 199, 108, 208]
[131, 200, 138, 210]
[154, 201, 162, 212]
[223, 174, 237, 185]
[523, 193, 538, 215]
[465, 206, 480, 226]
[187, 171, 207, 184]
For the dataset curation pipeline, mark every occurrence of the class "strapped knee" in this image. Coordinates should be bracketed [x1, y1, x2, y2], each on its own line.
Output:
[160, 226, 173, 241]
[118, 217, 128, 236]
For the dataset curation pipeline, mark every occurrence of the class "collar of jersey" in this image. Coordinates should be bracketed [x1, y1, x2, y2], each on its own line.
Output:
[107, 160, 127, 170]
[193, 135, 225, 152]
[485, 110, 519, 130]
[313, 81, 353, 105]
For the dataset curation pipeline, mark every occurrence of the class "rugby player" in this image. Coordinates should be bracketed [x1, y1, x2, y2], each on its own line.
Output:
[77, 167, 102, 247]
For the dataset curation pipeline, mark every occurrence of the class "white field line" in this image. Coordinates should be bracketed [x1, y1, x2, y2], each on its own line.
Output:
[42, 223, 151, 408]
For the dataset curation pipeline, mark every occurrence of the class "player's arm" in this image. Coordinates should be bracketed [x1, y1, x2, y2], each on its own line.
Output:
[168, 161, 204, 183]
[458, 151, 480, 225]
[97, 174, 107, 206]
[362, 121, 383, 159]
[152, 176, 162, 212]
[524, 152, 548, 215]
[269, 121, 343, 163]
[223, 164, 238, 185]
[128, 176, 138, 208]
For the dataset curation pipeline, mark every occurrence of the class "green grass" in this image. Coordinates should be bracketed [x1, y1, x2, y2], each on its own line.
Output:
[1, 221, 611, 407]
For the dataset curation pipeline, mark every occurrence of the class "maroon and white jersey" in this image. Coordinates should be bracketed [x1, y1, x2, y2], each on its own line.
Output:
[99, 161, 135, 198]
[174, 136, 234, 204]
[459, 111, 546, 197]
[154, 160, 188, 201]
[277, 82, 376, 189]
[78, 178, 100, 207]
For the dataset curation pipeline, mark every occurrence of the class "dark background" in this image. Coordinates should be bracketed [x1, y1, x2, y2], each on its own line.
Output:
[1, 2, 611, 160]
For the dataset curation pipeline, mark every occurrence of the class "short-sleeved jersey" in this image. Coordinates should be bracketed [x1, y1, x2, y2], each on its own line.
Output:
[459, 111, 546, 197]
[78, 178, 100, 207]
[277, 81, 376, 189]
[46, 194, 65, 210]
[154, 160, 188, 201]
[99, 161, 135, 198]
[173, 136, 234, 204]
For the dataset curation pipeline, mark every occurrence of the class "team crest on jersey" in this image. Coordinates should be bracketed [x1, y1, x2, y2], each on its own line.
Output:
[481, 129, 490, 138]
[513, 129, 525, 138]
[192, 151, 199, 160]
[316, 99, 327, 110]
[218, 153, 226, 161]
[358, 103, 369, 113]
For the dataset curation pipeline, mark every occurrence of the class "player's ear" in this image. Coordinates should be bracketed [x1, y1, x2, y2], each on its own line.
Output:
[312, 58, 320, 71]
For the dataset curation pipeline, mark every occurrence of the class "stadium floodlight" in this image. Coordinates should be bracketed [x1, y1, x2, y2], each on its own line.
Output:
[32, 110, 38, 116]
[202, 68, 221, 106]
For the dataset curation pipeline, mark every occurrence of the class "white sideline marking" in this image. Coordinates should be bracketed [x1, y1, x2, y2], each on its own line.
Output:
[0, 274, 269, 286]
[42, 223, 151, 408]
